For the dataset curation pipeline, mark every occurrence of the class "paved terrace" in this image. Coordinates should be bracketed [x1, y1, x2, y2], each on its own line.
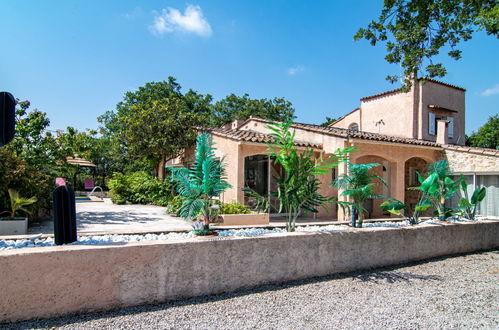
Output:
[24, 198, 390, 237]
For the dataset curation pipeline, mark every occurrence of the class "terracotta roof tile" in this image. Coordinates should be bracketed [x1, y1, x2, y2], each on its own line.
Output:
[445, 144, 499, 156]
[207, 127, 322, 149]
[420, 78, 466, 91]
[360, 88, 403, 101]
[247, 117, 441, 147]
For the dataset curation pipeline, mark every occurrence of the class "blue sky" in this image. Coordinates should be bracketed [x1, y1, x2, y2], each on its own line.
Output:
[1, 0, 497, 134]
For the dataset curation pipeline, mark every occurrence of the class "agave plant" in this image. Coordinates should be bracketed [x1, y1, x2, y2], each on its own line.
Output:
[0, 189, 37, 219]
[168, 133, 231, 232]
[413, 160, 460, 221]
[265, 121, 352, 231]
[333, 162, 386, 228]
[455, 175, 486, 220]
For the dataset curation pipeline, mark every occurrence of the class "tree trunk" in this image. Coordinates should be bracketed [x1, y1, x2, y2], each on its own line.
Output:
[157, 154, 167, 180]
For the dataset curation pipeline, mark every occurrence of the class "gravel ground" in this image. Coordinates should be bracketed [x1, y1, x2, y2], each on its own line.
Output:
[3, 250, 498, 329]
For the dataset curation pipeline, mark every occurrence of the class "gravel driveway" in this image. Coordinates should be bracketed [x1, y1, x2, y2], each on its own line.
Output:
[3, 251, 498, 329]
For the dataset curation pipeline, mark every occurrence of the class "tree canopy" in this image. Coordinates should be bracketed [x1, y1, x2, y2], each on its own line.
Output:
[355, 0, 498, 88]
[99, 77, 296, 177]
[213, 93, 295, 126]
[320, 117, 337, 127]
[466, 114, 498, 149]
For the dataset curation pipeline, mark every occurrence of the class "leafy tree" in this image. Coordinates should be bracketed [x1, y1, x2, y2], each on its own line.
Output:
[213, 93, 295, 126]
[355, 0, 498, 89]
[334, 163, 386, 228]
[168, 133, 231, 234]
[320, 117, 337, 127]
[265, 121, 352, 231]
[466, 114, 498, 149]
[0, 100, 57, 217]
[100, 77, 212, 179]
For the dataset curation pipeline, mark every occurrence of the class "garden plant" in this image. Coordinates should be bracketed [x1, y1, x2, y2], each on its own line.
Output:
[168, 132, 231, 235]
[455, 176, 486, 220]
[380, 198, 431, 225]
[333, 162, 386, 228]
[264, 121, 352, 232]
[412, 160, 460, 221]
[0, 189, 37, 219]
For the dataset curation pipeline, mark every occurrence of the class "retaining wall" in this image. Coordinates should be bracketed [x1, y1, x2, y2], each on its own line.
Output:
[1, 221, 498, 323]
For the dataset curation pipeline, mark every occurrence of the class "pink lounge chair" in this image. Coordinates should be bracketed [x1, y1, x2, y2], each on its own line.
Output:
[55, 177, 66, 186]
[84, 178, 95, 190]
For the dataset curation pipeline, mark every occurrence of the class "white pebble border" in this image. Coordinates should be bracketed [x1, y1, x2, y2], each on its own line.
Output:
[0, 217, 494, 251]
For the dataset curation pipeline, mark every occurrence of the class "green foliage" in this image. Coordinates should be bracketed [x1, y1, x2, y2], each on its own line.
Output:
[380, 198, 431, 225]
[108, 171, 172, 206]
[165, 196, 185, 216]
[168, 133, 231, 228]
[320, 117, 337, 127]
[354, 0, 498, 89]
[100, 77, 213, 177]
[0, 100, 56, 217]
[0, 189, 37, 219]
[412, 160, 460, 220]
[466, 115, 498, 149]
[334, 163, 386, 227]
[455, 176, 486, 220]
[213, 94, 295, 126]
[242, 186, 271, 213]
[220, 201, 251, 215]
[265, 121, 352, 231]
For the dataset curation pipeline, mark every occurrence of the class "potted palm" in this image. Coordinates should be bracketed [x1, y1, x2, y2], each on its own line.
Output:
[0, 189, 37, 235]
[168, 133, 231, 236]
[334, 162, 386, 228]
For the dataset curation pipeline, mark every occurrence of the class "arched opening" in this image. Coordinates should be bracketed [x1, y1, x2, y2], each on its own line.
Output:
[404, 157, 429, 211]
[348, 123, 359, 131]
[354, 155, 391, 219]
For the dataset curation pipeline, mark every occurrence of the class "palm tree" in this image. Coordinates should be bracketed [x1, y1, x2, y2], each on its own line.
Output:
[334, 162, 386, 227]
[168, 133, 231, 233]
[415, 160, 460, 220]
[266, 121, 352, 231]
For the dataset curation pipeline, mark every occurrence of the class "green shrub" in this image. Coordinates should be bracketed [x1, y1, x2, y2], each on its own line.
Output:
[220, 201, 251, 214]
[165, 196, 185, 216]
[108, 171, 172, 206]
[0, 147, 53, 220]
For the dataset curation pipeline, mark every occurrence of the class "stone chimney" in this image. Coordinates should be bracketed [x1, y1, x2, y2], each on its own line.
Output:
[436, 119, 449, 145]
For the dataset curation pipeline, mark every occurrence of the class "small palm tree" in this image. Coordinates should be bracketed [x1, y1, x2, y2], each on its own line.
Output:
[415, 160, 460, 220]
[168, 133, 231, 233]
[334, 162, 386, 227]
[0, 189, 37, 219]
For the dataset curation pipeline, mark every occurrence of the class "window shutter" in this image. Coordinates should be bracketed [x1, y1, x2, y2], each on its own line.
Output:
[447, 116, 454, 138]
[429, 112, 436, 135]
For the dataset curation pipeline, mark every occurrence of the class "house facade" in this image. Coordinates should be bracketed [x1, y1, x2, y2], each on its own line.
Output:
[168, 78, 498, 219]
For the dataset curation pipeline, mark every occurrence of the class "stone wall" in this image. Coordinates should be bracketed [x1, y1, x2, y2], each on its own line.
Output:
[1, 221, 498, 323]
[445, 147, 499, 173]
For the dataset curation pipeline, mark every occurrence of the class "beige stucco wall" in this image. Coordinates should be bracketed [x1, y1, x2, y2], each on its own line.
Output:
[445, 148, 499, 173]
[1, 221, 497, 322]
[419, 81, 465, 145]
[345, 140, 443, 221]
[330, 109, 360, 130]
[360, 90, 416, 138]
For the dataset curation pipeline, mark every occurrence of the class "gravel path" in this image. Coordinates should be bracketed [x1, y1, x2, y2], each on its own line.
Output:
[3, 251, 498, 329]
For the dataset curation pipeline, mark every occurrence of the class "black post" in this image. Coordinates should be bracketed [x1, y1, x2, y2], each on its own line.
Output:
[0, 92, 16, 147]
[351, 207, 357, 228]
[53, 185, 77, 245]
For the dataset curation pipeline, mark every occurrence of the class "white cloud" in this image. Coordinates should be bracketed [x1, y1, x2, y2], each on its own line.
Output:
[150, 5, 212, 37]
[287, 65, 305, 76]
[480, 84, 499, 96]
